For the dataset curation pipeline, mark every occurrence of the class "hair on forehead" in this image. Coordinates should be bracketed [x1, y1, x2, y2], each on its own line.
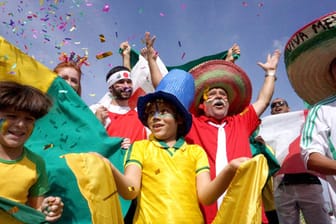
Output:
[0, 81, 52, 119]
[144, 98, 176, 113]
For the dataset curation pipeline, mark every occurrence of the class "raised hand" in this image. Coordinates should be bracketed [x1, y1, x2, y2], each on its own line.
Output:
[225, 43, 241, 63]
[257, 49, 281, 75]
[119, 41, 131, 57]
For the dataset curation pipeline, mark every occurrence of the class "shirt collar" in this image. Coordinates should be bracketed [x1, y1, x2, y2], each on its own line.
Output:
[150, 135, 185, 149]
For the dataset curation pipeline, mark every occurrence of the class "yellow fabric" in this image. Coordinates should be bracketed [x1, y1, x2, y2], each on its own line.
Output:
[0, 36, 56, 92]
[0, 155, 39, 204]
[213, 155, 269, 224]
[0, 210, 23, 224]
[126, 139, 209, 223]
[262, 177, 276, 211]
[63, 153, 124, 224]
[262, 144, 276, 211]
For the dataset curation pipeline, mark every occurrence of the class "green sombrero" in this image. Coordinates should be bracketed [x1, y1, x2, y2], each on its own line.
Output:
[285, 11, 336, 105]
[189, 60, 252, 116]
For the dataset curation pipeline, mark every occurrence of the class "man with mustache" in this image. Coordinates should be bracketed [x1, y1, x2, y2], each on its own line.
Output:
[144, 32, 281, 223]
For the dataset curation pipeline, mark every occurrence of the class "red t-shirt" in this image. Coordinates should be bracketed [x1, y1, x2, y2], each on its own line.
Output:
[106, 109, 147, 142]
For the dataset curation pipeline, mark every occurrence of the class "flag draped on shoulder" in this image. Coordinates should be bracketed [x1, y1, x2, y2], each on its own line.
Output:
[0, 36, 126, 224]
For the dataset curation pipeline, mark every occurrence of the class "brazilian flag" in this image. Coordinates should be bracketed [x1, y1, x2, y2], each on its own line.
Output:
[0, 36, 127, 224]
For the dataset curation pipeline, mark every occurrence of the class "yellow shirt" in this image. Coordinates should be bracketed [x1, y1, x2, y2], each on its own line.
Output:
[125, 137, 210, 224]
[0, 148, 48, 204]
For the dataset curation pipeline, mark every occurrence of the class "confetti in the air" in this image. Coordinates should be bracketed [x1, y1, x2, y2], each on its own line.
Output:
[96, 51, 112, 59]
[102, 4, 110, 12]
[99, 34, 105, 42]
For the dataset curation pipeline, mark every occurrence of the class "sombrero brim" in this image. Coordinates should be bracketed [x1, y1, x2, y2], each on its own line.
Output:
[137, 91, 192, 137]
[285, 11, 336, 105]
[189, 60, 252, 116]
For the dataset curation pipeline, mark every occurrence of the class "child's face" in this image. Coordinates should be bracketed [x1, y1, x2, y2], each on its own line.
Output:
[0, 109, 35, 151]
[146, 101, 179, 142]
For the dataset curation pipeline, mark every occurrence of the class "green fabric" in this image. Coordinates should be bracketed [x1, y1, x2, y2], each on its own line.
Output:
[129, 48, 233, 71]
[0, 196, 47, 224]
[249, 132, 280, 177]
[25, 77, 129, 224]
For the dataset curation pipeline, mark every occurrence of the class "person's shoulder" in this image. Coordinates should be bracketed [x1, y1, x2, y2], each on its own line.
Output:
[24, 147, 45, 164]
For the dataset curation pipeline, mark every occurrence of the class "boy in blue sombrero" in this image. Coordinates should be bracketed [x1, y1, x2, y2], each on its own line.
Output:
[93, 69, 249, 223]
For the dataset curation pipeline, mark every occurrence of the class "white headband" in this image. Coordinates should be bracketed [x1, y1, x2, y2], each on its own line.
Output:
[107, 70, 132, 88]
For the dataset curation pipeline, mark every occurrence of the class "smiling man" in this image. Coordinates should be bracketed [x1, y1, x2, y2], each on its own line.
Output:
[270, 98, 290, 115]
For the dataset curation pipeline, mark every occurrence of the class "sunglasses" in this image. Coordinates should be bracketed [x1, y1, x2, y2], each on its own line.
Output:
[271, 101, 287, 108]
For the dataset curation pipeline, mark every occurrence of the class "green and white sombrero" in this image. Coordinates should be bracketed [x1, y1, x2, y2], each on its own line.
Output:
[285, 11, 336, 105]
[189, 60, 252, 116]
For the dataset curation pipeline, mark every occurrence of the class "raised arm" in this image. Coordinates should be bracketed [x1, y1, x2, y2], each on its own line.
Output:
[196, 157, 249, 205]
[120, 41, 131, 70]
[141, 32, 164, 88]
[252, 49, 281, 116]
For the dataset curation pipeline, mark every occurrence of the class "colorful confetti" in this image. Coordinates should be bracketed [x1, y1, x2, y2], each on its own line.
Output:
[102, 4, 110, 12]
[44, 143, 54, 150]
[99, 34, 105, 42]
[96, 51, 112, 59]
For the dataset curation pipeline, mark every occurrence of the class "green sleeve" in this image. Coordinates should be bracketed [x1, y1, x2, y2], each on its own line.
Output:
[25, 149, 49, 197]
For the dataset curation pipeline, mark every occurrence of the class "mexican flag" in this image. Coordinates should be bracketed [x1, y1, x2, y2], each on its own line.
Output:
[0, 36, 126, 224]
[258, 110, 309, 175]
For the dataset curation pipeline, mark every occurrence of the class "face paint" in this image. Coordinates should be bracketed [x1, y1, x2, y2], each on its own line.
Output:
[123, 87, 133, 93]
[0, 118, 8, 134]
[152, 111, 175, 119]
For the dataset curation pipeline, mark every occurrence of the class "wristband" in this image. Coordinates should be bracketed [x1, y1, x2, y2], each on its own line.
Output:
[266, 70, 276, 76]
[265, 70, 277, 80]
[265, 73, 277, 81]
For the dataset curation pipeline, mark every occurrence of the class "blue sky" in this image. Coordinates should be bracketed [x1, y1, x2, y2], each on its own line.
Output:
[1, 0, 335, 116]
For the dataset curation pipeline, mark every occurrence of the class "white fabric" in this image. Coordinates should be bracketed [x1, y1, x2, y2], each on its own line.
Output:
[259, 110, 333, 222]
[301, 96, 336, 195]
[89, 92, 130, 128]
[259, 110, 306, 165]
[131, 54, 168, 94]
[207, 121, 227, 208]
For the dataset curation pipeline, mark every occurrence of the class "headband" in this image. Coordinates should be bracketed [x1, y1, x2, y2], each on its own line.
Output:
[107, 70, 132, 88]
